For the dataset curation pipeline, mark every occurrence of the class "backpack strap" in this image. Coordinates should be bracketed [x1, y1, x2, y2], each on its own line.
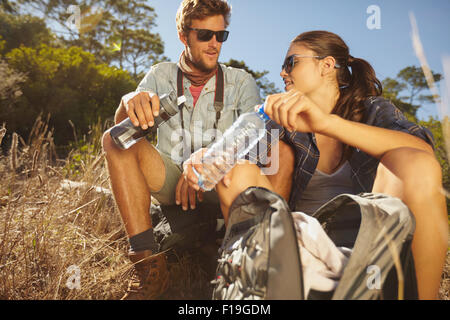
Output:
[177, 68, 191, 154]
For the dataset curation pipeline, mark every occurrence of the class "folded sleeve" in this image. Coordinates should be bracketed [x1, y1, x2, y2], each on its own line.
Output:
[366, 97, 435, 149]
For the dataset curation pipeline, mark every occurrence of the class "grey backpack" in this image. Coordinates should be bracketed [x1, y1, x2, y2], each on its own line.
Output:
[212, 187, 417, 300]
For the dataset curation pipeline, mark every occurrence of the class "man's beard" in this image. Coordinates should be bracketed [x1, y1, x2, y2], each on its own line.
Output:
[196, 59, 217, 73]
[188, 52, 218, 73]
[185, 43, 218, 73]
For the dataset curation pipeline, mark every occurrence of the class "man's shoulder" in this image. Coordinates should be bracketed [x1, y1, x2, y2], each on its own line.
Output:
[150, 61, 178, 74]
[220, 63, 255, 85]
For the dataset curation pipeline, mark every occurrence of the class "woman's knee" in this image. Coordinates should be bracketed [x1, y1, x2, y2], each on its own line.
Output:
[378, 147, 443, 199]
[217, 162, 270, 205]
[401, 151, 442, 196]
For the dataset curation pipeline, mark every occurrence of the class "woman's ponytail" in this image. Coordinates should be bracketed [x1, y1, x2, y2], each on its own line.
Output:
[292, 31, 383, 167]
[335, 55, 382, 123]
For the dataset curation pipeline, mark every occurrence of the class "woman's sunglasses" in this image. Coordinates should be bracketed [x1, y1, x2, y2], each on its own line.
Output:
[187, 27, 229, 43]
[282, 54, 343, 73]
[281, 54, 327, 73]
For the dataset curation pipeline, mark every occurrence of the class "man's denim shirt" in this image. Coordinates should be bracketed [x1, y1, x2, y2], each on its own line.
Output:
[136, 62, 261, 164]
[267, 96, 435, 211]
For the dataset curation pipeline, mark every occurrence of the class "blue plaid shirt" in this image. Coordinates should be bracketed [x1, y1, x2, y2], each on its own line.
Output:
[265, 96, 435, 211]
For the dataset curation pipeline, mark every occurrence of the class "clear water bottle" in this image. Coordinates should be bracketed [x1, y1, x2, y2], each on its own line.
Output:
[110, 91, 186, 150]
[194, 105, 270, 191]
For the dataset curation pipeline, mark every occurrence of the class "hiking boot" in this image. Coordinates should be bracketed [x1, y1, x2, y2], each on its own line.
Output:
[121, 249, 169, 300]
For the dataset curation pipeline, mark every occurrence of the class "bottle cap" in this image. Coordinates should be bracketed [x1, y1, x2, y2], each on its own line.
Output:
[256, 104, 270, 121]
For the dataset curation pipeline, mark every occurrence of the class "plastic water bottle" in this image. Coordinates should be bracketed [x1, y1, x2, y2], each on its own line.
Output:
[195, 105, 270, 191]
[110, 91, 186, 150]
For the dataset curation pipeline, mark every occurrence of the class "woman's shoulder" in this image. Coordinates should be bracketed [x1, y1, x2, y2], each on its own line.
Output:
[362, 96, 406, 126]
[364, 96, 398, 111]
[362, 96, 435, 147]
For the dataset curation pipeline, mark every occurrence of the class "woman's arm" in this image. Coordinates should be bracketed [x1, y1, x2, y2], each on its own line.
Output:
[264, 90, 434, 159]
[321, 114, 434, 159]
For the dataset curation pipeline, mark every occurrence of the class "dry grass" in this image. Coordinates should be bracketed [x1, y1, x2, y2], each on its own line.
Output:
[438, 237, 450, 300]
[0, 116, 448, 300]
[0, 116, 214, 300]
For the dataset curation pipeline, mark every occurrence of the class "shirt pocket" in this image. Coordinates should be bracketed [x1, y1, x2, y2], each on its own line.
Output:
[207, 103, 237, 134]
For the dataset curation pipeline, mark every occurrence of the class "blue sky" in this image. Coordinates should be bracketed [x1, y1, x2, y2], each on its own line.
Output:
[148, 0, 450, 120]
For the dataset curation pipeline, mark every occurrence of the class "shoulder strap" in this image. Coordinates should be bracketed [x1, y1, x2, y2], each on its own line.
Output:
[177, 66, 224, 128]
[177, 67, 185, 111]
[213, 65, 225, 129]
[176, 66, 225, 150]
[177, 68, 191, 154]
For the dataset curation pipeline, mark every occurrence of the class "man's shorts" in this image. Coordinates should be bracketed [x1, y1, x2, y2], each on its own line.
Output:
[151, 149, 220, 206]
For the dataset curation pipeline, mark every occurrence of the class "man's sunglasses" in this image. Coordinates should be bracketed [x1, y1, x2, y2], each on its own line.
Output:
[187, 27, 229, 42]
[282, 54, 341, 73]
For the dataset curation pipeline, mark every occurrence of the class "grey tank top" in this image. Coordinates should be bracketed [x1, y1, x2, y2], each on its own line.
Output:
[296, 161, 354, 215]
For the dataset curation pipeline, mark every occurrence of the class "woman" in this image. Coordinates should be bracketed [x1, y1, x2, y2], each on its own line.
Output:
[184, 31, 448, 299]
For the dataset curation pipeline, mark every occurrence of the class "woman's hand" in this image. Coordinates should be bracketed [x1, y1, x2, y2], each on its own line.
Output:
[264, 90, 332, 134]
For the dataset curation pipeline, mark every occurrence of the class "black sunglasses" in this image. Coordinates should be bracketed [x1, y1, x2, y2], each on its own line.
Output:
[281, 54, 328, 73]
[282, 54, 343, 73]
[187, 27, 229, 42]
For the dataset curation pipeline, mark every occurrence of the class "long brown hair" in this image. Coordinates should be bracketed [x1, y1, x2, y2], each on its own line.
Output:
[292, 31, 383, 165]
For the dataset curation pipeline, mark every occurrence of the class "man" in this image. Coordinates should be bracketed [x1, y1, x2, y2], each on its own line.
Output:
[102, 0, 261, 300]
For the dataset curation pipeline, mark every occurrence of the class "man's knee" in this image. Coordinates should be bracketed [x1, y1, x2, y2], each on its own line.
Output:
[102, 129, 153, 163]
[102, 130, 116, 155]
[102, 129, 132, 164]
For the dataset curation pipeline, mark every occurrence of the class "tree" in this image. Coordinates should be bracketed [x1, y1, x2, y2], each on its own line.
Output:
[223, 58, 280, 98]
[382, 65, 442, 119]
[14, 0, 166, 79]
[0, 11, 54, 54]
[101, 0, 167, 77]
[382, 77, 418, 118]
[0, 57, 27, 105]
[397, 66, 442, 105]
[3, 44, 136, 146]
[1, 0, 16, 13]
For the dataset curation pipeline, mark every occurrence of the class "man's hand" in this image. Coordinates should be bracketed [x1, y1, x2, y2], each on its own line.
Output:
[178, 148, 233, 211]
[175, 174, 204, 211]
[121, 91, 160, 130]
[183, 148, 207, 191]
[175, 148, 208, 210]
